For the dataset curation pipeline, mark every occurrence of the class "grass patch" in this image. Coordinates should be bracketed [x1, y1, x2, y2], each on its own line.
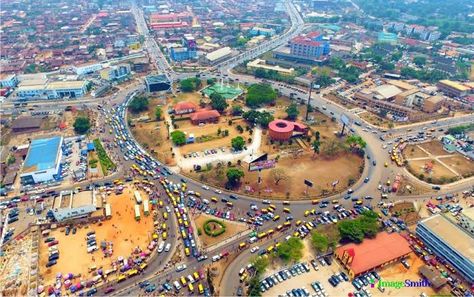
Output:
[203, 219, 226, 237]
[93, 139, 116, 174]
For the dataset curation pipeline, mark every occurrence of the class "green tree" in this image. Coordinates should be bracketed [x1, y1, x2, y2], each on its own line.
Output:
[413, 56, 427, 67]
[231, 105, 243, 116]
[128, 95, 149, 113]
[6, 155, 16, 165]
[207, 78, 216, 85]
[311, 232, 329, 254]
[226, 168, 244, 186]
[170, 130, 186, 146]
[285, 103, 299, 120]
[277, 237, 304, 263]
[73, 116, 91, 134]
[180, 77, 201, 92]
[210, 93, 228, 112]
[155, 106, 163, 120]
[312, 140, 321, 156]
[245, 83, 277, 107]
[314, 74, 335, 88]
[231, 136, 245, 151]
[346, 135, 367, 150]
[338, 220, 365, 243]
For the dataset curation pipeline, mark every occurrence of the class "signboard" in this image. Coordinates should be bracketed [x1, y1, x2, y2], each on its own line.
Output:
[304, 179, 314, 187]
[340, 114, 351, 126]
[249, 159, 276, 172]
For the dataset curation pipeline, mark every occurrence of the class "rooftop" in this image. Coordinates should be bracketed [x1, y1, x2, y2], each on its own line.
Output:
[174, 101, 197, 111]
[438, 80, 471, 92]
[335, 232, 412, 275]
[190, 109, 220, 121]
[419, 214, 474, 261]
[461, 208, 474, 221]
[45, 80, 86, 90]
[11, 117, 42, 130]
[374, 84, 403, 99]
[206, 47, 232, 62]
[23, 136, 62, 173]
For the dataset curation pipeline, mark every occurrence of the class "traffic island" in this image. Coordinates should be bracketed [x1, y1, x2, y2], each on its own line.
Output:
[193, 214, 249, 248]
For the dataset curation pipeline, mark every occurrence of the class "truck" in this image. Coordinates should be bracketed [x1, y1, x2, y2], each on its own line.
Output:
[143, 199, 149, 216]
[134, 204, 141, 221]
[134, 191, 142, 204]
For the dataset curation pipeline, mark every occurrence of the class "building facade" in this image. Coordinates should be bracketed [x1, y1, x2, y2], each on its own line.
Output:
[290, 32, 330, 60]
[145, 74, 171, 93]
[16, 80, 87, 100]
[416, 214, 474, 283]
[73, 62, 103, 75]
[437, 80, 471, 98]
[0, 73, 19, 88]
[100, 64, 131, 81]
[20, 136, 63, 185]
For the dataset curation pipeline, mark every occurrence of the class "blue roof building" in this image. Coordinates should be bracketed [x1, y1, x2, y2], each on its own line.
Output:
[20, 136, 63, 185]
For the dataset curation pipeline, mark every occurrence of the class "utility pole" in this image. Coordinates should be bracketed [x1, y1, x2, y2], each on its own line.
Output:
[306, 80, 320, 121]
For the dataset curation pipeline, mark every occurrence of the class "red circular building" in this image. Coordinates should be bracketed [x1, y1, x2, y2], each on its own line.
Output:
[268, 119, 308, 141]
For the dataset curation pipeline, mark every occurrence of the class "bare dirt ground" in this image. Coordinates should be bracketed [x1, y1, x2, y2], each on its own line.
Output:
[377, 253, 450, 296]
[359, 111, 393, 128]
[403, 145, 429, 159]
[408, 159, 458, 180]
[39, 188, 154, 285]
[418, 141, 449, 156]
[390, 201, 420, 225]
[442, 155, 474, 178]
[193, 214, 248, 248]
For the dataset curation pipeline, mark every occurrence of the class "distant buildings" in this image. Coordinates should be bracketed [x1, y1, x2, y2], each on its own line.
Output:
[145, 74, 171, 93]
[170, 34, 197, 62]
[289, 32, 330, 59]
[16, 79, 88, 100]
[100, 64, 131, 81]
[205, 47, 233, 64]
[0, 74, 19, 88]
[387, 22, 441, 42]
[377, 32, 398, 45]
[335, 232, 412, 279]
[437, 80, 472, 98]
[416, 214, 474, 283]
[149, 12, 192, 30]
[73, 62, 103, 76]
[249, 27, 275, 37]
[190, 109, 220, 125]
[20, 136, 63, 185]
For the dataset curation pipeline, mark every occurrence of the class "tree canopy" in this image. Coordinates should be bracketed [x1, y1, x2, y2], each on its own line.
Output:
[277, 237, 304, 263]
[180, 77, 201, 92]
[311, 232, 329, 254]
[73, 116, 91, 134]
[128, 95, 149, 113]
[170, 130, 186, 146]
[285, 103, 299, 120]
[226, 168, 245, 186]
[346, 135, 367, 150]
[242, 110, 274, 128]
[338, 210, 379, 243]
[210, 93, 228, 112]
[413, 56, 427, 67]
[231, 105, 243, 116]
[231, 136, 245, 151]
[246, 83, 277, 107]
[155, 106, 163, 120]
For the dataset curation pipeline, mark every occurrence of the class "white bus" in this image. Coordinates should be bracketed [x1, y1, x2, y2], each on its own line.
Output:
[134, 204, 141, 221]
[143, 200, 150, 216]
[134, 191, 142, 204]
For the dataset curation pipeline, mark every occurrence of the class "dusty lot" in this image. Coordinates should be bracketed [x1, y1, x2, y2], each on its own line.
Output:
[190, 151, 363, 200]
[376, 253, 450, 296]
[194, 214, 248, 248]
[418, 141, 449, 157]
[408, 159, 458, 180]
[442, 155, 474, 178]
[403, 145, 429, 159]
[39, 189, 154, 285]
[359, 111, 393, 128]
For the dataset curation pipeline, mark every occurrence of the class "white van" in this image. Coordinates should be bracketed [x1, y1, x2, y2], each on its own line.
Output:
[174, 281, 181, 291]
[158, 242, 165, 253]
[165, 243, 171, 252]
[87, 246, 98, 253]
[248, 236, 257, 244]
[202, 199, 209, 204]
[212, 255, 221, 262]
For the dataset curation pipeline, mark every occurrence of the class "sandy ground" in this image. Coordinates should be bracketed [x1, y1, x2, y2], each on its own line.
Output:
[418, 141, 449, 156]
[408, 159, 458, 179]
[39, 189, 154, 285]
[376, 253, 450, 296]
[403, 145, 429, 159]
[442, 155, 474, 177]
[189, 151, 363, 199]
[193, 214, 249, 248]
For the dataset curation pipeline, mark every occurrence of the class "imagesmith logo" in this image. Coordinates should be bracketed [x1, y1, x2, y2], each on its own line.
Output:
[370, 278, 431, 289]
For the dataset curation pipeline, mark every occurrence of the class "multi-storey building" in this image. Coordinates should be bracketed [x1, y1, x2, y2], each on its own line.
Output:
[0, 73, 19, 88]
[416, 214, 474, 283]
[437, 80, 471, 98]
[289, 31, 330, 60]
[459, 208, 474, 235]
[100, 64, 131, 81]
[170, 34, 197, 62]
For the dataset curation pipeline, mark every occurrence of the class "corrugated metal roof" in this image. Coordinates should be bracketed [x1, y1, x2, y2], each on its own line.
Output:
[23, 136, 62, 173]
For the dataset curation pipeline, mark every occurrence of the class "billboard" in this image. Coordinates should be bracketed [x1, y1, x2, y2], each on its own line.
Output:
[304, 179, 314, 187]
[249, 159, 276, 171]
[340, 114, 351, 126]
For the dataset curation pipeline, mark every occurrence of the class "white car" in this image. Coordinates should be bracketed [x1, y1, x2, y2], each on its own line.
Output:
[176, 264, 187, 272]
[250, 246, 260, 253]
[201, 185, 210, 190]
[214, 189, 222, 194]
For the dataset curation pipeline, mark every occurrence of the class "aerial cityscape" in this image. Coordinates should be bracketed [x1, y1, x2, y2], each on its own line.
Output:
[0, 0, 473, 296]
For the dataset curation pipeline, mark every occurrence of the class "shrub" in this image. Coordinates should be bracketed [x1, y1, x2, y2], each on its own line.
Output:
[203, 219, 226, 237]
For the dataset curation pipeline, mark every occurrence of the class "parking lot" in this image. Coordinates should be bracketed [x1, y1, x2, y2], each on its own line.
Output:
[262, 256, 358, 297]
